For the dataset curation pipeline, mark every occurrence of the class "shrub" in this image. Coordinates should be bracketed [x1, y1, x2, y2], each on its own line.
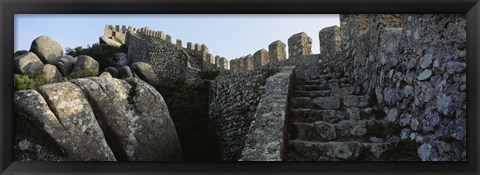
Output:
[65, 43, 128, 71]
[66, 70, 98, 80]
[14, 74, 36, 91]
[199, 68, 222, 80]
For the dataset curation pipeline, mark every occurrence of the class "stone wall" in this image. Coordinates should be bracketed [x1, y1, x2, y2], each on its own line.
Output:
[208, 69, 266, 160]
[240, 66, 294, 161]
[126, 33, 190, 85]
[341, 14, 466, 161]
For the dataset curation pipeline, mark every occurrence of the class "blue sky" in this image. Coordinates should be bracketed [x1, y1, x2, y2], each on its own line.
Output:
[15, 14, 339, 60]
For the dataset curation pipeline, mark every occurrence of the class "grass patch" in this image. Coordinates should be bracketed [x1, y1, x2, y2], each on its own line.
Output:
[14, 74, 48, 91]
[66, 70, 98, 80]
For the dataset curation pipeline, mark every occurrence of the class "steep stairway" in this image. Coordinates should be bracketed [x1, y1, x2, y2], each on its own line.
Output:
[285, 72, 413, 161]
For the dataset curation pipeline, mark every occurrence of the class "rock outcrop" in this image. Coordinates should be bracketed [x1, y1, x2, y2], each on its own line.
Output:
[71, 55, 100, 75]
[29, 36, 63, 64]
[15, 76, 183, 161]
[130, 62, 157, 85]
[14, 52, 44, 76]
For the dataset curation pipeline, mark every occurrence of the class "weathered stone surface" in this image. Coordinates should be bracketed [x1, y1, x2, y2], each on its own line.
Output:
[253, 49, 269, 68]
[288, 32, 312, 60]
[15, 88, 116, 161]
[118, 66, 134, 79]
[342, 95, 369, 107]
[115, 52, 129, 66]
[419, 53, 433, 69]
[104, 66, 119, 78]
[99, 36, 122, 47]
[14, 135, 65, 161]
[55, 56, 76, 76]
[241, 67, 293, 161]
[14, 50, 29, 57]
[71, 55, 99, 75]
[417, 69, 432, 81]
[70, 75, 182, 160]
[313, 121, 337, 140]
[312, 96, 340, 109]
[445, 61, 466, 74]
[130, 62, 157, 85]
[268, 40, 287, 65]
[29, 36, 63, 64]
[38, 64, 62, 84]
[14, 52, 44, 76]
[319, 26, 341, 58]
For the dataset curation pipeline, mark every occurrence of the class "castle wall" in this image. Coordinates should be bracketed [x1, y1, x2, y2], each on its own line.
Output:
[337, 14, 466, 161]
[208, 69, 266, 160]
[126, 32, 190, 85]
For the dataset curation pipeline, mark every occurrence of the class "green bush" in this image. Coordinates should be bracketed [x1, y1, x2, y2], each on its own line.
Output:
[14, 74, 48, 91]
[256, 66, 281, 86]
[65, 43, 127, 71]
[66, 70, 98, 80]
[14, 74, 36, 91]
[199, 68, 222, 80]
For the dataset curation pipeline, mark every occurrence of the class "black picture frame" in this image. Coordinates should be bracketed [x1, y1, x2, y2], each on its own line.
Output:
[1, 0, 479, 174]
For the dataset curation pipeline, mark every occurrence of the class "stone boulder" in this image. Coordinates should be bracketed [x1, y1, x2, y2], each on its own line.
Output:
[38, 64, 62, 83]
[71, 55, 99, 75]
[70, 75, 183, 160]
[104, 67, 119, 78]
[55, 56, 77, 76]
[118, 66, 134, 79]
[99, 36, 122, 47]
[14, 52, 44, 76]
[29, 36, 63, 64]
[15, 88, 116, 161]
[130, 62, 157, 85]
[14, 50, 29, 57]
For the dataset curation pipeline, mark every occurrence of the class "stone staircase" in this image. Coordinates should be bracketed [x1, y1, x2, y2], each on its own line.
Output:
[285, 72, 413, 161]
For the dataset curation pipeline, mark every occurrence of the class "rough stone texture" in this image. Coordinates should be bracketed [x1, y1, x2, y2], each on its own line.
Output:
[16, 86, 116, 161]
[14, 135, 65, 161]
[118, 66, 134, 79]
[14, 52, 45, 76]
[341, 14, 466, 161]
[99, 36, 122, 47]
[130, 62, 157, 85]
[240, 67, 294, 161]
[29, 36, 63, 64]
[319, 26, 341, 59]
[55, 56, 76, 76]
[253, 49, 269, 69]
[14, 50, 29, 57]
[269, 40, 287, 65]
[38, 64, 62, 84]
[209, 69, 266, 160]
[127, 33, 190, 84]
[115, 52, 129, 66]
[288, 32, 312, 61]
[71, 55, 100, 75]
[104, 67, 119, 78]
[243, 54, 254, 71]
[70, 75, 182, 160]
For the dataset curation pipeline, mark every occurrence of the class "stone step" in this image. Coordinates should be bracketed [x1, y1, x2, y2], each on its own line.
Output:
[291, 108, 345, 123]
[291, 95, 371, 109]
[291, 119, 395, 141]
[298, 77, 351, 86]
[291, 96, 341, 110]
[296, 83, 339, 91]
[292, 107, 385, 123]
[294, 90, 331, 98]
[286, 139, 397, 161]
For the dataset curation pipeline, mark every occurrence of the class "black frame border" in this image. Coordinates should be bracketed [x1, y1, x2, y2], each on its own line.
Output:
[1, 0, 479, 174]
